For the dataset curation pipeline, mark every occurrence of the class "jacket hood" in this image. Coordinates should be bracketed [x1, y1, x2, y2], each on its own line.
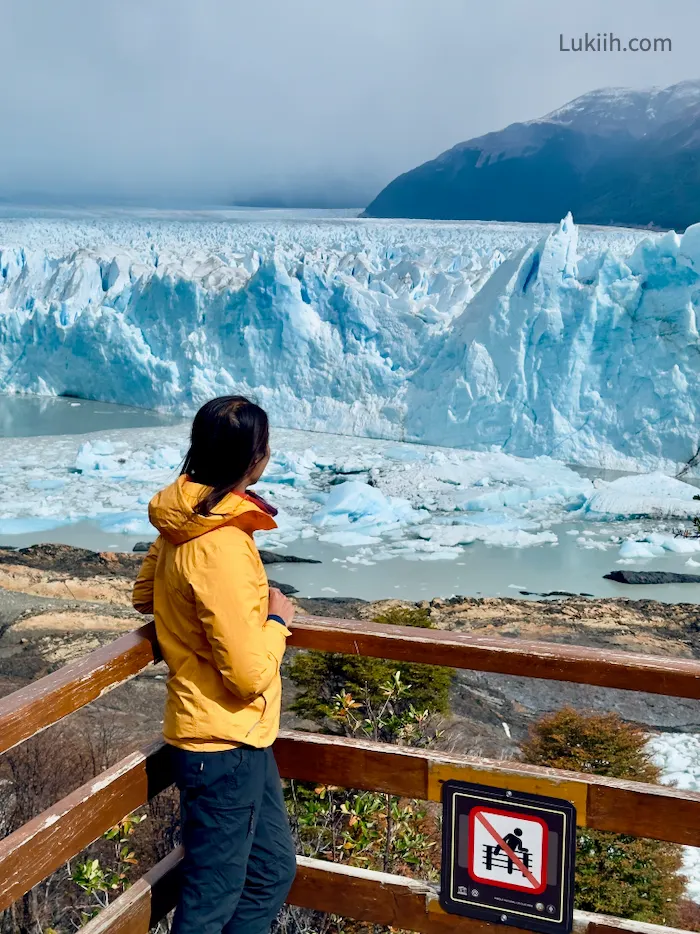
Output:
[149, 476, 278, 545]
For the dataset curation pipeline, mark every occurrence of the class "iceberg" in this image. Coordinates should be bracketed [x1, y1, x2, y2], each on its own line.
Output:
[618, 531, 700, 559]
[585, 473, 700, 519]
[1, 212, 700, 472]
[311, 480, 425, 539]
[618, 539, 666, 559]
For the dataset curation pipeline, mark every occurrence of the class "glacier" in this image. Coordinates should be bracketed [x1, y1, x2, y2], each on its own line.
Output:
[2, 210, 696, 471]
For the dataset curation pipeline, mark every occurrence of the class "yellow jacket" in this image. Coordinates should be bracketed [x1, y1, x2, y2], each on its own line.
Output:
[132, 476, 291, 751]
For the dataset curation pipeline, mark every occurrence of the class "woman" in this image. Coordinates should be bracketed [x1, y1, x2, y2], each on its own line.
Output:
[132, 396, 296, 934]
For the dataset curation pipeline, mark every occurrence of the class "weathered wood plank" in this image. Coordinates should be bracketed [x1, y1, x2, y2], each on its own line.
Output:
[0, 623, 159, 755]
[4, 727, 700, 912]
[0, 740, 170, 912]
[275, 731, 588, 819]
[275, 730, 700, 846]
[290, 616, 700, 700]
[3, 615, 700, 761]
[80, 850, 695, 934]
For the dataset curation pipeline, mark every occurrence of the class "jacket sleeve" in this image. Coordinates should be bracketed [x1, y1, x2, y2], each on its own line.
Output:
[132, 538, 162, 614]
[188, 537, 291, 701]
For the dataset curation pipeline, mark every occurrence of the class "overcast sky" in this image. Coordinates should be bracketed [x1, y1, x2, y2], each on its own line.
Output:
[1, 0, 698, 207]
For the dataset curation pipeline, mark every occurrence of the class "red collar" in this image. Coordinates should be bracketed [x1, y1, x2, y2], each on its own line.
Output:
[243, 489, 278, 517]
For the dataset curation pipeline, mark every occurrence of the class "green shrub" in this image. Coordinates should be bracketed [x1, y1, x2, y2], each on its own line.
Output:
[522, 709, 685, 925]
[289, 605, 453, 727]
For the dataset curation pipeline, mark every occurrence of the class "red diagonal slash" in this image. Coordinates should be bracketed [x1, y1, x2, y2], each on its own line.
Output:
[475, 812, 540, 889]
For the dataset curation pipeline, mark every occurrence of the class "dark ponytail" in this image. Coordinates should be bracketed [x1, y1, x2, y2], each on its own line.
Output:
[181, 396, 269, 517]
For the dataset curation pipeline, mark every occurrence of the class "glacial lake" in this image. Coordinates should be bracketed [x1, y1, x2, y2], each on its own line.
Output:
[0, 394, 699, 604]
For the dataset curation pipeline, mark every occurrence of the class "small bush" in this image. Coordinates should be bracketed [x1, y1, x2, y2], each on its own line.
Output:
[521, 709, 659, 781]
[289, 605, 453, 726]
[522, 709, 686, 925]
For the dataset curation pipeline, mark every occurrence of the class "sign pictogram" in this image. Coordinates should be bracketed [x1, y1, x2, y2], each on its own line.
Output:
[441, 781, 576, 934]
[470, 807, 548, 893]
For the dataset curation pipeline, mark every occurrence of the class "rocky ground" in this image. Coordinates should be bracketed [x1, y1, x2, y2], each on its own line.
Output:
[0, 544, 698, 759]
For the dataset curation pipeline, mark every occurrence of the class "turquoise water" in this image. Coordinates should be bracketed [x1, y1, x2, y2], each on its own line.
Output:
[0, 395, 184, 437]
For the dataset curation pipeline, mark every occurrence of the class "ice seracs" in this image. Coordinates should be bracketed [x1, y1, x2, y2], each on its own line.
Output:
[2, 212, 700, 472]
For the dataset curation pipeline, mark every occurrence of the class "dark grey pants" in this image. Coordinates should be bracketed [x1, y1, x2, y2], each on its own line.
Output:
[170, 745, 296, 934]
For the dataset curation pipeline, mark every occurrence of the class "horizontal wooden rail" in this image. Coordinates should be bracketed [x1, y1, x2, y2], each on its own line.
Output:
[274, 732, 700, 845]
[0, 741, 170, 911]
[5, 730, 700, 910]
[0, 624, 160, 755]
[4, 615, 700, 757]
[81, 848, 695, 934]
[290, 616, 700, 699]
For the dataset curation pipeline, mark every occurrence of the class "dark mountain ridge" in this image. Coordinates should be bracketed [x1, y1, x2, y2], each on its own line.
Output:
[364, 79, 700, 230]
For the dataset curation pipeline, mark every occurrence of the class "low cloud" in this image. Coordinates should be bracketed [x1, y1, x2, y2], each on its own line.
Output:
[0, 0, 696, 207]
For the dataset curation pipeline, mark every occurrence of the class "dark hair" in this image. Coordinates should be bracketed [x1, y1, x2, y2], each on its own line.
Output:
[181, 396, 269, 516]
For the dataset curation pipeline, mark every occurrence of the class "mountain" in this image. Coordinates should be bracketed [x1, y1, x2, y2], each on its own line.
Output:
[363, 80, 700, 230]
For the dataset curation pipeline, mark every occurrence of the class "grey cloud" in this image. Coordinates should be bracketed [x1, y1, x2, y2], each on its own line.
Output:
[0, 0, 697, 207]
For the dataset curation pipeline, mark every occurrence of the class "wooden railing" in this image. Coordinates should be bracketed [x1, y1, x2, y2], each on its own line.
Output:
[1, 616, 700, 934]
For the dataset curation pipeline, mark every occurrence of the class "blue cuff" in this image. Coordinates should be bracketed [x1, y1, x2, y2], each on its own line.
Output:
[267, 614, 288, 628]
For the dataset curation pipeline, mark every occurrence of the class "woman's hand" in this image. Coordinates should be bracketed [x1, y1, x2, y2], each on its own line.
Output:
[268, 587, 296, 627]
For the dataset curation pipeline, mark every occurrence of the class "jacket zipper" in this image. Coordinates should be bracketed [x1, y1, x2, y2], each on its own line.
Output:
[245, 692, 268, 737]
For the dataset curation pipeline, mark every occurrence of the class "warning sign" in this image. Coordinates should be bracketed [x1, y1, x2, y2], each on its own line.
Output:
[440, 781, 576, 934]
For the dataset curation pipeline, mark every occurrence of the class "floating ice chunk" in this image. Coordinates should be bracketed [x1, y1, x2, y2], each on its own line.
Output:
[318, 531, 381, 547]
[75, 440, 118, 472]
[585, 473, 700, 519]
[29, 478, 67, 490]
[644, 532, 700, 555]
[618, 539, 666, 559]
[416, 526, 478, 547]
[264, 452, 314, 486]
[404, 550, 462, 561]
[98, 512, 155, 535]
[346, 551, 377, 565]
[617, 532, 700, 558]
[312, 481, 423, 532]
[577, 539, 610, 551]
[150, 447, 183, 470]
[687, 558, 700, 567]
[644, 532, 700, 554]
[390, 538, 462, 560]
[417, 524, 556, 549]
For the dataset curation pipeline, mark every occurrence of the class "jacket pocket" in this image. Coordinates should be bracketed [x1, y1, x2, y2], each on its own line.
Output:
[245, 691, 268, 738]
